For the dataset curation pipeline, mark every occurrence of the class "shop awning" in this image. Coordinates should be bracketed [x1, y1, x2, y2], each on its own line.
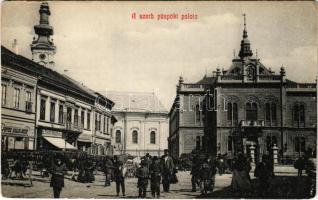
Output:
[43, 137, 77, 150]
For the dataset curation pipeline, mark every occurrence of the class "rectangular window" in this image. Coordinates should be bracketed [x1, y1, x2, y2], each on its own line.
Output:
[40, 98, 46, 120]
[81, 110, 85, 128]
[107, 117, 109, 134]
[26, 91, 32, 102]
[1, 84, 7, 106]
[99, 114, 102, 131]
[95, 113, 98, 131]
[13, 88, 20, 108]
[25, 91, 32, 112]
[58, 104, 64, 124]
[103, 116, 106, 133]
[74, 109, 79, 126]
[50, 101, 56, 122]
[87, 112, 91, 130]
[66, 107, 72, 123]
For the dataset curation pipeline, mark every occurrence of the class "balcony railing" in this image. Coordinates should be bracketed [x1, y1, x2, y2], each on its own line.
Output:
[259, 75, 281, 81]
[65, 121, 83, 132]
[25, 101, 33, 113]
[240, 120, 265, 127]
[287, 83, 316, 88]
[182, 84, 204, 89]
[221, 75, 242, 80]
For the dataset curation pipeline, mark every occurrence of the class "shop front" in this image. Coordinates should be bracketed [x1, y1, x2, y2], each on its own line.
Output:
[1, 123, 35, 151]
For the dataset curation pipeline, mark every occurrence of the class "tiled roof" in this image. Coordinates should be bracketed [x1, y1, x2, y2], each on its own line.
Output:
[195, 75, 216, 85]
[1, 46, 113, 105]
[101, 91, 168, 114]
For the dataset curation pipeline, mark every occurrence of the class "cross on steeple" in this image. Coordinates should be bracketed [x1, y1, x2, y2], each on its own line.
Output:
[243, 13, 246, 30]
[238, 13, 253, 59]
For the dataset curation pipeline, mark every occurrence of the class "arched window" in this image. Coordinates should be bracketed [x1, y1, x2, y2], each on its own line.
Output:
[227, 103, 232, 120]
[196, 136, 201, 150]
[299, 105, 305, 122]
[246, 102, 257, 120]
[115, 130, 121, 143]
[132, 130, 138, 144]
[266, 103, 277, 122]
[271, 103, 277, 120]
[227, 103, 238, 122]
[233, 103, 238, 121]
[265, 103, 271, 121]
[293, 105, 299, 122]
[150, 131, 156, 144]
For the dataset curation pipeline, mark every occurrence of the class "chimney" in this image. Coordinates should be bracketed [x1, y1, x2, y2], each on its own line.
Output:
[12, 39, 19, 54]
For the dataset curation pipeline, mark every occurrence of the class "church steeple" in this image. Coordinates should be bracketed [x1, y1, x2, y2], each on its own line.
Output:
[30, 2, 56, 69]
[238, 14, 253, 59]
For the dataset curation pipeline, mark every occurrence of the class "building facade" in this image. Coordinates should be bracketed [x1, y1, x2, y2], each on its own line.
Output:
[1, 2, 116, 155]
[203, 18, 317, 162]
[169, 16, 317, 162]
[168, 76, 214, 158]
[1, 52, 37, 151]
[105, 92, 169, 157]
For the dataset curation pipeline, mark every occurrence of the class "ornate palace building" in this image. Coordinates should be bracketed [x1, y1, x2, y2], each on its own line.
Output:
[169, 16, 317, 162]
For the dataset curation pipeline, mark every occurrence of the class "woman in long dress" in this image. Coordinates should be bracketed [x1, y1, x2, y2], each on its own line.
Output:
[231, 153, 252, 194]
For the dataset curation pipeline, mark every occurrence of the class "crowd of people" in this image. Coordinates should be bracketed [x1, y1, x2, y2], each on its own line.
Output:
[1, 149, 316, 198]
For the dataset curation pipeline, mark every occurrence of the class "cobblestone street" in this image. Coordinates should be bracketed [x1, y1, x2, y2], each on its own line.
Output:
[1, 166, 311, 198]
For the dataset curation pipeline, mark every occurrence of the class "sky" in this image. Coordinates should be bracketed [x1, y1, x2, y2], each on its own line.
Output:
[2, 1, 317, 110]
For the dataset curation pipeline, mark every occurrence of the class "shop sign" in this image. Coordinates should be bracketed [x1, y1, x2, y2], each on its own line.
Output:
[42, 129, 62, 137]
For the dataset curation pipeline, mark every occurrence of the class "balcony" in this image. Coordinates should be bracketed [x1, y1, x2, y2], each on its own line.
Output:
[240, 120, 264, 127]
[65, 121, 83, 133]
[25, 101, 33, 113]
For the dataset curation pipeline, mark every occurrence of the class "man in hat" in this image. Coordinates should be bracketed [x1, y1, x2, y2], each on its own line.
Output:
[160, 149, 174, 192]
[49, 154, 67, 198]
[114, 161, 126, 196]
[136, 160, 150, 198]
[150, 156, 161, 198]
[104, 156, 114, 187]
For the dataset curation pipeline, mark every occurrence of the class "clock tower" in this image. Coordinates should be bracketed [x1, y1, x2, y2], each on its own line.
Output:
[30, 2, 56, 69]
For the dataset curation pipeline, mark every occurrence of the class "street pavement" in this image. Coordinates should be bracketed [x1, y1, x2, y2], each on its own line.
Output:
[1, 166, 311, 198]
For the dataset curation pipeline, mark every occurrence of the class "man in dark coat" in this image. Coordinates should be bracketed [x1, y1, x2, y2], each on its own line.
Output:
[254, 154, 272, 197]
[150, 156, 161, 198]
[160, 149, 174, 192]
[50, 155, 67, 198]
[294, 156, 305, 177]
[144, 153, 152, 169]
[136, 160, 150, 198]
[104, 157, 114, 186]
[191, 156, 200, 192]
[114, 161, 126, 196]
